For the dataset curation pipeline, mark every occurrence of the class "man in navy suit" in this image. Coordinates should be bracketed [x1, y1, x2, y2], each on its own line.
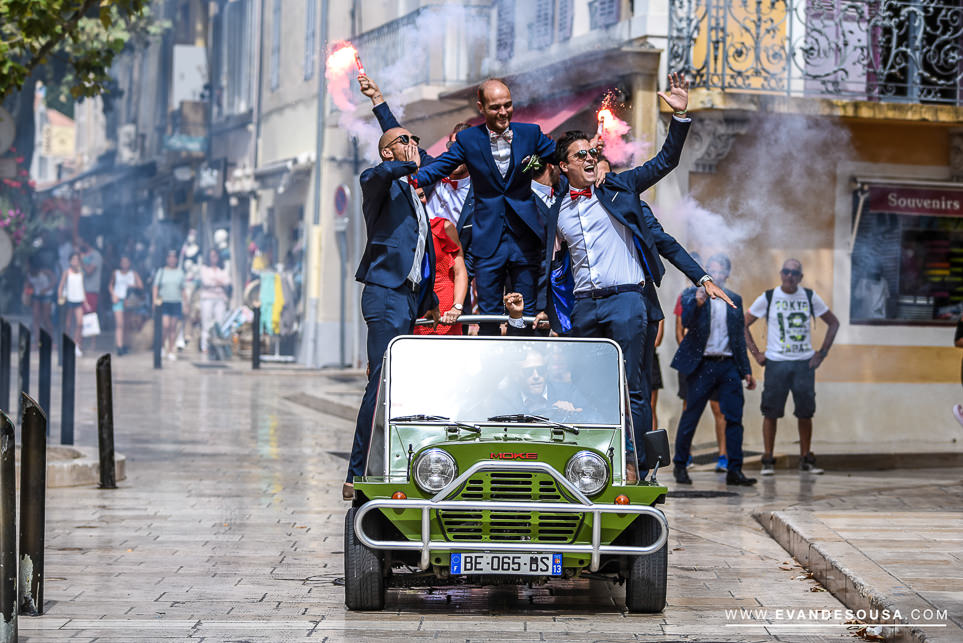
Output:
[671, 254, 757, 486]
[405, 79, 602, 334]
[540, 86, 734, 470]
[344, 125, 440, 500]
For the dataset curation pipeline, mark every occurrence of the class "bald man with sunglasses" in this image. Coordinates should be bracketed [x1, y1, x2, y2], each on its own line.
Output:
[344, 125, 441, 501]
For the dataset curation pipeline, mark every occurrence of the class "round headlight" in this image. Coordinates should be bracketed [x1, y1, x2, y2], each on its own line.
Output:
[564, 450, 608, 496]
[412, 448, 457, 493]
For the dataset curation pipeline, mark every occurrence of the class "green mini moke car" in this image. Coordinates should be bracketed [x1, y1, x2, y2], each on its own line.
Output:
[345, 334, 671, 612]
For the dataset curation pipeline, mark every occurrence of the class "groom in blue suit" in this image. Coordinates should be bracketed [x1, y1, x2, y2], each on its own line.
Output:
[404, 79, 581, 333]
[671, 254, 757, 486]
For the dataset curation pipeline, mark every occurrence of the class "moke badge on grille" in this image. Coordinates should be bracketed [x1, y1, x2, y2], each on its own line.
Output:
[489, 452, 538, 460]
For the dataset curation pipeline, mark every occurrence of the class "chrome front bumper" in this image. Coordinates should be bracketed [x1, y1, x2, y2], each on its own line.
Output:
[353, 461, 668, 572]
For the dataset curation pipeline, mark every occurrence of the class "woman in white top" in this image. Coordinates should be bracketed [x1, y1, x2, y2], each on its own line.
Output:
[58, 252, 86, 356]
[26, 259, 56, 345]
[109, 255, 143, 355]
[198, 248, 231, 354]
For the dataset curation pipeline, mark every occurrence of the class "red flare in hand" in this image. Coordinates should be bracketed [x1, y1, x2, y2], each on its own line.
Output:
[354, 51, 365, 76]
[597, 108, 614, 137]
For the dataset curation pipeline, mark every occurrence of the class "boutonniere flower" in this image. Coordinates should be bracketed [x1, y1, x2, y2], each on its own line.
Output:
[521, 154, 544, 175]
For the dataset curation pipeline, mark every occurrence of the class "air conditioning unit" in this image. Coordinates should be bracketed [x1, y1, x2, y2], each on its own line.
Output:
[118, 123, 138, 163]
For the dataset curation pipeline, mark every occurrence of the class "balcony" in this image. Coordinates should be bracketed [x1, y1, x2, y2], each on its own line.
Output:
[354, 6, 493, 91]
[668, 0, 963, 106]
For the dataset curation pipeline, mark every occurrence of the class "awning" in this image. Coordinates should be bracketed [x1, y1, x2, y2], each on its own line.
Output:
[425, 89, 602, 158]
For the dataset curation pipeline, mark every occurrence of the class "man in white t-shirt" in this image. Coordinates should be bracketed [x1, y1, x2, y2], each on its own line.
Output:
[745, 258, 839, 475]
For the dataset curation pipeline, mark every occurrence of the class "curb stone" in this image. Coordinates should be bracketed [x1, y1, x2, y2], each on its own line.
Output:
[755, 509, 960, 643]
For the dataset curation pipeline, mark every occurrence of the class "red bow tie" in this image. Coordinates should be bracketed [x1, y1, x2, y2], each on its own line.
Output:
[570, 188, 592, 201]
[441, 177, 459, 190]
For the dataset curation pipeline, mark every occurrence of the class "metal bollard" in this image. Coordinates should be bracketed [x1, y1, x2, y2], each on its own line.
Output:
[95, 355, 117, 490]
[153, 307, 162, 370]
[38, 331, 51, 430]
[0, 320, 9, 413]
[16, 325, 29, 427]
[252, 305, 261, 370]
[18, 394, 45, 616]
[60, 335, 75, 446]
[0, 411, 16, 640]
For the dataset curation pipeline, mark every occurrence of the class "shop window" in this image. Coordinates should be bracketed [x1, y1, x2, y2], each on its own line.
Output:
[850, 184, 963, 325]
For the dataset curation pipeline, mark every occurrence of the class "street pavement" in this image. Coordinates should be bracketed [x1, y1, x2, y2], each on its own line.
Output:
[7, 350, 961, 641]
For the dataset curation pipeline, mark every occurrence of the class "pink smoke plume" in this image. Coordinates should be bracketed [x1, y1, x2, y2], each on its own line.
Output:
[596, 93, 650, 167]
[325, 41, 381, 158]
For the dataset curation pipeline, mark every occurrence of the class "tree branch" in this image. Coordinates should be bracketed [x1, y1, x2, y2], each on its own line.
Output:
[1, 0, 101, 99]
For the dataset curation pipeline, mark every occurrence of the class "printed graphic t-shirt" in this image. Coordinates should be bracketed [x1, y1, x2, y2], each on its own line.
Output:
[748, 286, 828, 362]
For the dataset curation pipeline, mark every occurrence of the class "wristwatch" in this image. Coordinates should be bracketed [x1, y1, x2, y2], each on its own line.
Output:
[452, 303, 463, 311]
[697, 275, 713, 286]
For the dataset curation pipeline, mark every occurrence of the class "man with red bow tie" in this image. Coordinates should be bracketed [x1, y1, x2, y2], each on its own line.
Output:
[540, 74, 734, 472]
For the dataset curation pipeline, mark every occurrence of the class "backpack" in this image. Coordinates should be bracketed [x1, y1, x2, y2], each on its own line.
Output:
[765, 287, 814, 325]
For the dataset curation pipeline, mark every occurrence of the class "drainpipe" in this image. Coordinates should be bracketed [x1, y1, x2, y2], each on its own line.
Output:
[301, 0, 329, 368]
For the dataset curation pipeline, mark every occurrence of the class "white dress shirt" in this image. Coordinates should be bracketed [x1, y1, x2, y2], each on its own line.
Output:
[487, 127, 512, 177]
[402, 179, 430, 286]
[556, 186, 646, 294]
[704, 296, 733, 356]
[531, 180, 556, 208]
[426, 176, 471, 225]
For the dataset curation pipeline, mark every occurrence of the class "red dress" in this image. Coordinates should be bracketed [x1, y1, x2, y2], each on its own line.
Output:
[415, 217, 462, 336]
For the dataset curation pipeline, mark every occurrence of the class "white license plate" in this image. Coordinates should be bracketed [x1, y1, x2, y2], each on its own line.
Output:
[450, 553, 562, 576]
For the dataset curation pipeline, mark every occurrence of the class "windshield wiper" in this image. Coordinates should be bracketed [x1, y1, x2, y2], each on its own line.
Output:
[486, 414, 579, 434]
[390, 414, 480, 434]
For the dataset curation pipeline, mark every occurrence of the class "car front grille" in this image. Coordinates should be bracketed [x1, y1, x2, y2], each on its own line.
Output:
[438, 471, 584, 543]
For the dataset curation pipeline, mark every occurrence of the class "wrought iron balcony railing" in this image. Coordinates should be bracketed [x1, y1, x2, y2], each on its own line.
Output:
[668, 0, 963, 105]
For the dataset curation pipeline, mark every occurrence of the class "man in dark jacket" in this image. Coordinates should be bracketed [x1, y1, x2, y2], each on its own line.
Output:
[541, 122, 733, 471]
[671, 254, 757, 486]
[344, 125, 440, 500]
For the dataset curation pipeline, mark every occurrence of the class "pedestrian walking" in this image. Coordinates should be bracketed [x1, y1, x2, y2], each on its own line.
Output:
[344, 122, 440, 501]
[58, 252, 86, 356]
[198, 248, 231, 354]
[673, 254, 729, 472]
[109, 255, 143, 354]
[650, 318, 664, 430]
[153, 250, 186, 362]
[671, 254, 757, 486]
[745, 258, 840, 475]
[25, 258, 56, 345]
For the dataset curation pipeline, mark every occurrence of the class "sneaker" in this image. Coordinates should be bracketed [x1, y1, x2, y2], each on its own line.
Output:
[167, 352, 177, 361]
[715, 455, 728, 472]
[760, 456, 775, 476]
[799, 452, 824, 475]
[74, 346, 83, 357]
[953, 404, 963, 428]
[686, 454, 694, 469]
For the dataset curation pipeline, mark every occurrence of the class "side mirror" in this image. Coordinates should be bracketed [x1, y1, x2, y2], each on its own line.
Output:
[643, 429, 671, 471]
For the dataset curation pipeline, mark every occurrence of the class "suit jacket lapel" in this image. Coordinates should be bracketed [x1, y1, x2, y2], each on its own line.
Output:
[595, 186, 648, 241]
[472, 126, 504, 187]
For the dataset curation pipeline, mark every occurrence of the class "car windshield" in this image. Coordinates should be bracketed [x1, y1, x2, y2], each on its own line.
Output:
[387, 336, 622, 426]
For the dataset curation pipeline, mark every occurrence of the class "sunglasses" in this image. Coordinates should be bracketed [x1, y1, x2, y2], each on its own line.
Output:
[568, 148, 602, 162]
[781, 268, 802, 277]
[521, 366, 544, 378]
[386, 133, 421, 147]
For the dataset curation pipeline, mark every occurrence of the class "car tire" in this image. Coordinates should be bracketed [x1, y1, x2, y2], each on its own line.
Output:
[344, 506, 386, 610]
[624, 512, 667, 613]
